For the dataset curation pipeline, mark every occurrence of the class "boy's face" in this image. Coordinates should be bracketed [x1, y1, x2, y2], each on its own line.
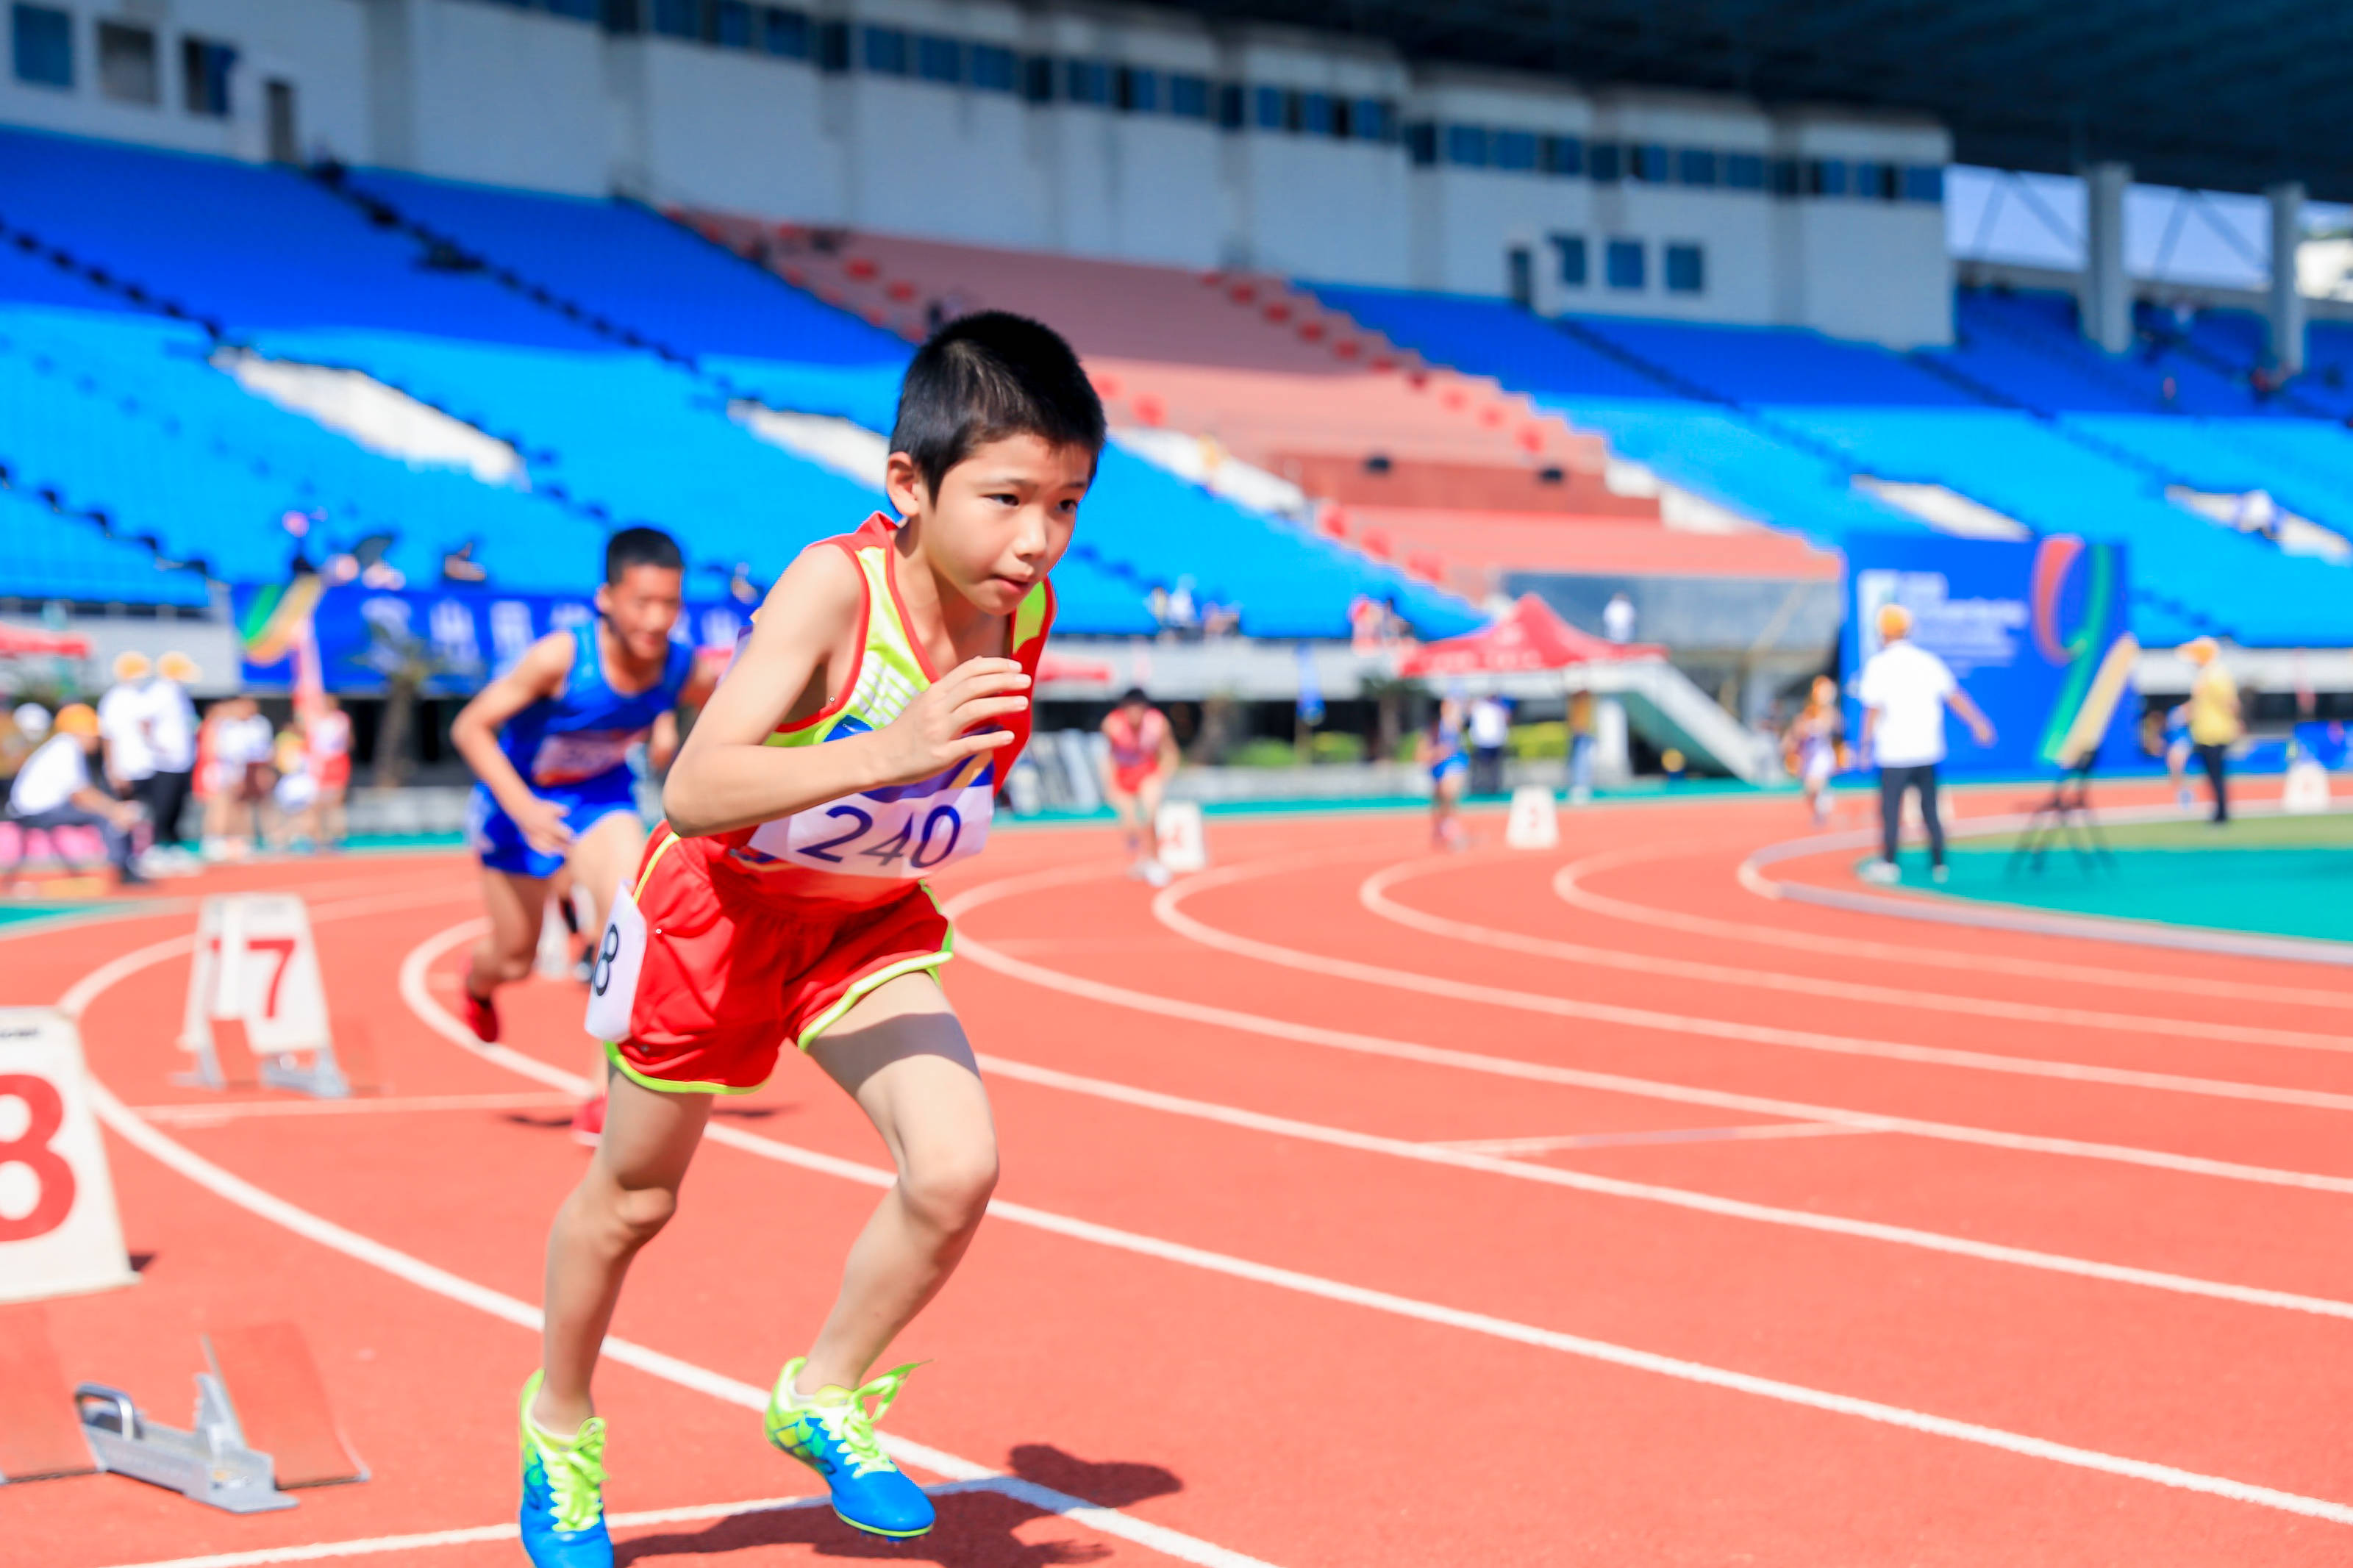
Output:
[890, 434, 1090, 616]
[599, 565, 684, 664]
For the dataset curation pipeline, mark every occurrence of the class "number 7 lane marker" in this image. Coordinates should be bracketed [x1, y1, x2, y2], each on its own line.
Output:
[382, 917, 2353, 1530]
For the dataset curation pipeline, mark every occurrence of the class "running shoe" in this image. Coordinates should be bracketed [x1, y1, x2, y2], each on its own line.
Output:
[1930, 864, 1950, 885]
[571, 1095, 605, 1149]
[518, 1371, 611, 1568]
[1140, 858, 1173, 887]
[1860, 859, 1902, 885]
[463, 985, 501, 1043]
[764, 1358, 933, 1539]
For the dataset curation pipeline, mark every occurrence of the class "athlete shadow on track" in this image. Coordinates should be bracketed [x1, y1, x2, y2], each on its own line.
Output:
[611, 1447, 1180, 1565]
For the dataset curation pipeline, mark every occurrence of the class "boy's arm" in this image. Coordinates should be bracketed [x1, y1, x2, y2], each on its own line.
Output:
[1945, 684, 1996, 745]
[663, 549, 1032, 840]
[449, 632, 576, 853]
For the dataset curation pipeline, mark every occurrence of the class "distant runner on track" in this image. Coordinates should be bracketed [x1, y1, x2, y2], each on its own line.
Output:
[515, 313, 1100, 1558]
[1419, 695, 1470, 850]
[1786, 675, 1844, 826]
[449, 527, 712, 1145]
[1099, 686, 1179, 885]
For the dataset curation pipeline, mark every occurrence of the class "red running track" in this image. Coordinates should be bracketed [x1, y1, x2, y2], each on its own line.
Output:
[10, 784, 2353, 1566]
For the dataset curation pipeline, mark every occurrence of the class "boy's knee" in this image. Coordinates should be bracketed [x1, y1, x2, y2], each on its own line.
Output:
[901, 1148, 998, 1232]
[596, 1181, 679, 1247]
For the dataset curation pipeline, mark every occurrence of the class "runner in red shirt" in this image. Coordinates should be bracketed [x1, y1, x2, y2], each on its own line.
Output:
[1099, 687, 1179, 884]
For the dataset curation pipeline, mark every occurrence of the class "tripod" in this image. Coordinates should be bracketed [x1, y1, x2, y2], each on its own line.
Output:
[2007, 758, 2112, 876]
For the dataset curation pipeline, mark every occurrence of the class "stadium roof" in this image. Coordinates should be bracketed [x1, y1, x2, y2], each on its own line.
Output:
[1170, 1, 2353, 200]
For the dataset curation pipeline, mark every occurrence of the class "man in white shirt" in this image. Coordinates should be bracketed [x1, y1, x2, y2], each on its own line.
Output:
[1602, 592, 1637, 644]
[1467, 694, 1510, 795]
[4, 704, 145, 886]
[140, 652, 202, 850]
[96, 651, 157, 799]
[1857, 604, 1995, 884]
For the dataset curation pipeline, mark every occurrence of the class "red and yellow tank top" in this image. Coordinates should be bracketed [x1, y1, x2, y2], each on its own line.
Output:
[709, 515, 1052, 903]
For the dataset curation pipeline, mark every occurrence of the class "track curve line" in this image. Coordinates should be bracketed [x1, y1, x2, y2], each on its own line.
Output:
[1555, 844, 2353, 1011]
[1360, 856, 2353, 1056]
[943, 869, 2353, 1194]
[1153, 859, 2353, 1115]
[388, 907, 2353, 1533]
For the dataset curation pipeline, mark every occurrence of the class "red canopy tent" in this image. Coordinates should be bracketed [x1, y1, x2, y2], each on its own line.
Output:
[1396, 595, 1662, 679]
[0, 623, 93, 658]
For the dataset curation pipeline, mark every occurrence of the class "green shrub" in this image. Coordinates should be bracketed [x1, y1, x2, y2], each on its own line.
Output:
[1226, 737, 1301, 768]
[1309, 730, 1365, 764]
[1507, 721, 1568, 760]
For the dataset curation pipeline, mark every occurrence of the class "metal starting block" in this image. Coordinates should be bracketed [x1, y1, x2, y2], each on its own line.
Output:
[74, 1378, 298, 1514]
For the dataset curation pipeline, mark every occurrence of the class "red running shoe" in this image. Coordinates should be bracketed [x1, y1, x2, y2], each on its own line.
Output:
[571, 1095, 605, 1149]
[463, 986, 501, 1043]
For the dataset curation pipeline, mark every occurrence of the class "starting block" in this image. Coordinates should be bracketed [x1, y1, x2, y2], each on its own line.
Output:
[535, 883, 595, 978]
[1, 1313, 366, 1509]
[1154, 801, 1208, 874]
[0, 1011, 138, 1305]
[180, 895, 374, 1098]
[1504, 786, 1560, 849]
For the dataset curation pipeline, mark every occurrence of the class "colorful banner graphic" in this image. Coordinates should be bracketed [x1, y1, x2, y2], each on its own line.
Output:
[1841, 532, 2136, 776]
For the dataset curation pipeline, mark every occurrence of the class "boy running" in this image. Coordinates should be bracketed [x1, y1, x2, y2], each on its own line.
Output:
[451, 527, 711, 1144]
[515, 314, 1100, 1560]
[1099, 687, 1178, 884]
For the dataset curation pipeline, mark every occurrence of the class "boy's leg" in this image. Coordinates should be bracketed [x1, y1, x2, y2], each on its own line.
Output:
[1918, 764, 1946, 867]
[532, 1068, 712, 1432]
[797, 973, 997, 1393]
[563, 809, 649, 942]
[467, 869, 550, 1007]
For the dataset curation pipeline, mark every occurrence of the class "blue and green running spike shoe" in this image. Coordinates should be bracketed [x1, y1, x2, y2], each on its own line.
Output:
[764, 1358, 934, 1539]
[518, 1371, 612, 1568]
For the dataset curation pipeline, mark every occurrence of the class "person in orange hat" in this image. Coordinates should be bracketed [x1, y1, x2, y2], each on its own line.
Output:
[2176, 637, 2241, 824]
[3, 703, 146, 887]
[1857, 602, 1995, 884]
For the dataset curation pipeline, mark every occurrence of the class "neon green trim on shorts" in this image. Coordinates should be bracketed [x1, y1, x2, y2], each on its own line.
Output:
[601, 1038, 765, 1097]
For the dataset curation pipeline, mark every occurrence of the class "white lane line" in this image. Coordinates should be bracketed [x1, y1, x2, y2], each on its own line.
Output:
[382, 917, 2353, 1530]
[1554, 842, 2353, 1010]
[1423, 1122, 1877, 1156]
[944, 865, 2353, 1195]
[1361, 858, 2353, 1057]
[69, 912, 1277, 1568]
[129, 1092, 573, 1125]
[968, 1050, 2353, 1317]
[1150, 859, 2353, 1117]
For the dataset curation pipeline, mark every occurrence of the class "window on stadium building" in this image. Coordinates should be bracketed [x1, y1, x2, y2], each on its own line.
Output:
[1606, 238, 1645, 290]
[1665, 243, 1704, 294]
[1353, 99, 1393, 142]
[1632, 144, 1670, 182]
[815, 18, 848, 71]
[1493, 130, 1538, 171]
[1551, 233, 1588, 288]
[917, 35, 962, 84]
[862, 26, 909, 76]
[98, 21, 157, 104]
[1168, 73, 1210, 119]
[1114, 64, 1157, 112]
[13, 2, 70, 88]
[1405, 121, 1436, 165]
[1805, 158, 1849, 196]
[1725, 152, 1765, 190]
[713, 0, 751, 49]
[182, 35, 235, 117]
[1216, 82, 1244, 129]
[760, 7, 808, 57]
[1253, 84, 1285, 130]
[650, 0, 696, 39]
[1903, 165, 1944, 202]
[1300, 90, 1336, 136]
[1021, 54, 1052, 101]
[543, 0, 597, 19]
[1445, 124, 1489, 167]
[1677, 148, 1718, 186]
[969, 43, 1014, 90]
[1588, 142, 1622, 182]
[1540, 135, 1582, 176]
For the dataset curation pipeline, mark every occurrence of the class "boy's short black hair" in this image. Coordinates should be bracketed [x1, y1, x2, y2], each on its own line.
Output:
[606, 526, 682, 584]
[1118, 687, 1149, 706]
[890, 311, 1106, 498]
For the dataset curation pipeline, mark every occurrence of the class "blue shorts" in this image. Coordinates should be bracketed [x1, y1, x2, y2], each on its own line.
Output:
[1429, 753, 1469, 784]
[467, 784, 643, 880]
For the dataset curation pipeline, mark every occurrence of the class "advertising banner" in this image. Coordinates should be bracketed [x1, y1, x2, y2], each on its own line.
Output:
[1841, 533, 2137, 776]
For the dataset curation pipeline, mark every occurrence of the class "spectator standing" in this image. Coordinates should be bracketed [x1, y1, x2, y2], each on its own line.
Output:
[1602, 592, 1637, 645]
[142, 652, 201, 856]
[201, 696, 276, 858]
[4, 704, 145, 886]
[1566, 687, 1596, 803]
[306, 691, 354, 848]
[1857, 604, 1995, 884]
[1467, 694, 1510, 795]
[97, 652, 157, 808]
[2179, 637, 2243, 824]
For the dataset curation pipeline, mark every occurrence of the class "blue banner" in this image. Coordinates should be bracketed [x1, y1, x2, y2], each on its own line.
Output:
[235, 584, 749, 695]
[1840, 533, 2136, 777]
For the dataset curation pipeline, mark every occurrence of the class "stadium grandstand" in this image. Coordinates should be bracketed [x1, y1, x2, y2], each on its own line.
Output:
[1, 0, 2350, 783]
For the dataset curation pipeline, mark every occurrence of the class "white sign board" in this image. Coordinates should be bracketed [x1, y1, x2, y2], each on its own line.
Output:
[1505, 786, 1560, 849]
[182, 895, 329, 1059]
[1154, 801, 1208, 874]
[2282, 758, 2331, 815]
[0, 1008, 138, 1303]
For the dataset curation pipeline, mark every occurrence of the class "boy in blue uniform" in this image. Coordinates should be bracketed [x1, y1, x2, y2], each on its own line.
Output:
[449, 528, 713, 1142]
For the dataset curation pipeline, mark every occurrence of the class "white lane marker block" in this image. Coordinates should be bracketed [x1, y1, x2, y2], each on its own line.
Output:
[1505, 786, 1560, 849]
[1155, 801, 1208, 874]
[2282, 759, 2330, 815]
[180, 895, 350, 1097]
[0, 1008, 138, 1303]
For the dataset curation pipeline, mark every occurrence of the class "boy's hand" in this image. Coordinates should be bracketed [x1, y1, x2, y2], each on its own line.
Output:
[511, 795, 575, 856]
[878, 657, 1030, 785]
[1970, 717, 1996, 747]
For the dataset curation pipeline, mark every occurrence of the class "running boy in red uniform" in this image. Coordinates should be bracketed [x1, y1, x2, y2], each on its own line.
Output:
[1098, 687, 1178, 884]
[515, 314, 1101, 1561]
